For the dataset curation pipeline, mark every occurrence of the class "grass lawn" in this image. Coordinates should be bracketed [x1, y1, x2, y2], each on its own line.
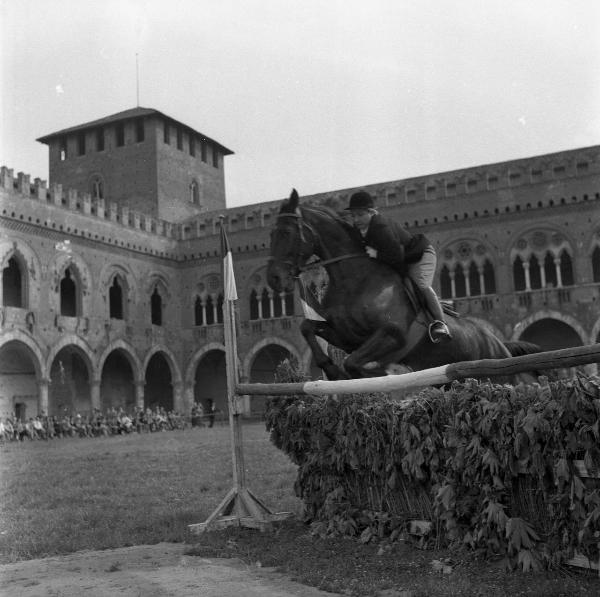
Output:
[1, 422, 598, 596]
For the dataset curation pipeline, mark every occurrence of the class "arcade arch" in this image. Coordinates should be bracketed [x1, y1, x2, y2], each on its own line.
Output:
[0, 335, 44, 420]
[100, 349, 137, 411]
[245, 338, 299, 415]
[193, 348, 227, 416]
[48, 345, 93, 416]
[142, 346, 181, 412]
[513, 313, 587, 379]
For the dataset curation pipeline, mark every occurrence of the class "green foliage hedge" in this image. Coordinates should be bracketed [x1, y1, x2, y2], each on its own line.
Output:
[265, 363, 600, 571]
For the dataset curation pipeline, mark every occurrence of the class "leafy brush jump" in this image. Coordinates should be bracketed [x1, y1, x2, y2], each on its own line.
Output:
[266, 361, 600, 572]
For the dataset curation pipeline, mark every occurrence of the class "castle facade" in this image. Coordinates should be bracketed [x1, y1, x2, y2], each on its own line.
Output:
[1, 107, 599, 419]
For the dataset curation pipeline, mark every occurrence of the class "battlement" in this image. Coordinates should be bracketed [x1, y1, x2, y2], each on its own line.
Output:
[3, 144, 600, 249]
[179, 144, 600, 239]
[0, 167, 176, 239]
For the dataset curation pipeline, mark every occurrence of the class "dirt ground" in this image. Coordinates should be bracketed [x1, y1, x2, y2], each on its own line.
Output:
[0, 543, 338, 597]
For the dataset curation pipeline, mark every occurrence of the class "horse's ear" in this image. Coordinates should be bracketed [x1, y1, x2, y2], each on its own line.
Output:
[289, 188, 299, 210]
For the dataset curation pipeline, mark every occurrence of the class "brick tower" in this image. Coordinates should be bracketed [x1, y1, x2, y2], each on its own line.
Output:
[37, 107, 233, 222]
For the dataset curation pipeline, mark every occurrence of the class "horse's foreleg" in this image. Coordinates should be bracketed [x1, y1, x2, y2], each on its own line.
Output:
[300, 319, 349, 380]
[344, 323, 407, 378]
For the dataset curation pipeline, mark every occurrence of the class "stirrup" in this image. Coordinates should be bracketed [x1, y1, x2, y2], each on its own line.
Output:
[428, 320, 451, 344]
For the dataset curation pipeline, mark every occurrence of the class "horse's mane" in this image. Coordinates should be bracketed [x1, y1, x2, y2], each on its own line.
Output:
[299, 204, 362, 246]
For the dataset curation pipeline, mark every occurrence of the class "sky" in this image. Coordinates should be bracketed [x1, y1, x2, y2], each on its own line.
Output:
[1, 0, 600, 209]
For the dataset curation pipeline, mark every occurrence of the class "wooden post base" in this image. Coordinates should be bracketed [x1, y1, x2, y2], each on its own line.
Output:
[188, 486, 293, 534]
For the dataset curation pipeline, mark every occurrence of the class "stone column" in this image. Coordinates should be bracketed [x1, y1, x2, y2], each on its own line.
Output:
[172, 381, 183, 413]
[554, 258, 563, 288]
[449, 271, 456, 299]
[523, 262, 531, 291]
[183, 383, 195, 417]
[37, 378, 49, 415]
[135, 380, 145, 410]
[90, 379, 101, 412]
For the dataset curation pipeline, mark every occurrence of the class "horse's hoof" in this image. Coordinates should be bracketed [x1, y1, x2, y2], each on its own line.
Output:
[363, 361, 380, 370]
[386, 364, 413, 375]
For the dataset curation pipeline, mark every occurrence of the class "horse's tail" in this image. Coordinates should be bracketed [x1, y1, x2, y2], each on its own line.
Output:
[503, 340, 543, 357]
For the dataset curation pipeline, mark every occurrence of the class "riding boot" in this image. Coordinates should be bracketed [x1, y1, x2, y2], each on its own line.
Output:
[422, 287, 452, 343]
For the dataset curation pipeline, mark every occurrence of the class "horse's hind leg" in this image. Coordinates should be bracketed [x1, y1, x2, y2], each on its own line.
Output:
[344, 323, 406, 378]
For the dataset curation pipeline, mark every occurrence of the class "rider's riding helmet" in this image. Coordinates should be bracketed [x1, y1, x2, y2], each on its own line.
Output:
[345, 191, 374, 210]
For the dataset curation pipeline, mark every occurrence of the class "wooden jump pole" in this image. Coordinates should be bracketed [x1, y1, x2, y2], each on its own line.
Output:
[236, 343, 600, 397]
[189, 219, 291, 534]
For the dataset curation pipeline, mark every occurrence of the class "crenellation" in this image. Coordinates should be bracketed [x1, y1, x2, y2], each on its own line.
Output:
[96, 197, 105, 219]
[133, 212, 140, 229]
[51, 183, 62, 206]
[17, 172, 30, 195]
[109, 202, 118, 222]
[67, 188, 78, 210]
[82, 193, 91, 215]
[121, 205, 129, 226]
[0, 166, 13, 190]
[33, 178, 47, 200]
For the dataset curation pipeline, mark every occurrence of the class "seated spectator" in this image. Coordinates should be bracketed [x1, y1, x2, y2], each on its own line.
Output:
[191, 403, 204, 428]
[119, 413, 134, 433]
[32, 416, 46, 440]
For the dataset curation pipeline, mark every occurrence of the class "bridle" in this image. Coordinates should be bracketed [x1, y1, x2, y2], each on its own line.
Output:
[268, 209, 364, 276]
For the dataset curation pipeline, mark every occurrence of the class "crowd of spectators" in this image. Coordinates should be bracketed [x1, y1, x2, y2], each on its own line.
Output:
[0, 403, 217, 443]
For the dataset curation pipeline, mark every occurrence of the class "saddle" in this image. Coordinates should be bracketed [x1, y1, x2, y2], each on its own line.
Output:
[393, 278, 458, 363]
[402, 277, 458, 321]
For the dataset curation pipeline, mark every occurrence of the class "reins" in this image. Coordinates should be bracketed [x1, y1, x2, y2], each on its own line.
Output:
[274, 211, 366, 273]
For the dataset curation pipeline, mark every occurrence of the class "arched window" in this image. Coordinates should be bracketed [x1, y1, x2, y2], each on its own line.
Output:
[2, 257, 23, 307]
[217, 293, 224, 324]
[513, 256, 526, 291]
[454, 264, 466, 298]
[91, 175, 104, 200]
[151, 287, 162, 326]
[60, 268, 77, 316]
[109, 276, 123, 319]
[593, 246, 600, 283]
[205, 295, 215, 325]
[194, 296, 203, 326]
[440, 264, 452, 299]
[273, 292, 283, 317]
[249, 289, 259, 320]
[529, 255, 541, 289]
[544, 251, 557, 288]
[482, 260, 496, 294]
[560, 250, 574, 286]
[190, 180, 200, 205]
[468, 261, 480, 296]
[284, 290, 294, 316]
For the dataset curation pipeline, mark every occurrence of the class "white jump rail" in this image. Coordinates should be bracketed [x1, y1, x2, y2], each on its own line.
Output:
[236, 343, 600, 396]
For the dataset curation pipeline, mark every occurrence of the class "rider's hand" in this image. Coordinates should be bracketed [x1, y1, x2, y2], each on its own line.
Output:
[365, 246, 378, 258]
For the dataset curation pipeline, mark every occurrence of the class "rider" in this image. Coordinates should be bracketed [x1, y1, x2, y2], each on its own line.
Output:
[345, 190, 452, 343]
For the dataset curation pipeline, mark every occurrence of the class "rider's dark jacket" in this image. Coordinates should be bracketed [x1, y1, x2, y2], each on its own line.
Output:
[360, 214, 431, 274]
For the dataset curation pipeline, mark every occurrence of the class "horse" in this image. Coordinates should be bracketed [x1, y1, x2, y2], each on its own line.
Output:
[266, 189, 539, 382]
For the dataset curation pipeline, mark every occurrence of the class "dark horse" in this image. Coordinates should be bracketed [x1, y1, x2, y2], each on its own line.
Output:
[267, 189, 538, 381]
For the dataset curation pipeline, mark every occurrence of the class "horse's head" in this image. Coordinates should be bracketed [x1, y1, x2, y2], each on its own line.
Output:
[267, 189, 317, 293]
